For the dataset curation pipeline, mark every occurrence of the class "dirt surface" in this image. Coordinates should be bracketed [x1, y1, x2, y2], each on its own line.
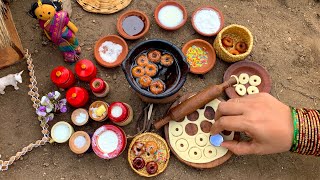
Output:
[1, 0, 320, 179]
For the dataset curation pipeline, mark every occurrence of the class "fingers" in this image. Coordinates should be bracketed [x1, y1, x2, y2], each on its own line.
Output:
[215, 101, 246, 121]
[210, 115, 246, 135]
[221, 140, 256, 155]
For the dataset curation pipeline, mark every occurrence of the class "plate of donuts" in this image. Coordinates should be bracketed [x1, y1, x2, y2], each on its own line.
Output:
[223, 60, 272, 99]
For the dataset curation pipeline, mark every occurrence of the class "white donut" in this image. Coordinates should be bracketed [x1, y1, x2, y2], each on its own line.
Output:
[176, 139, 189, 152]
[249, 75, 261, 86]
[195, 134, 208, 147]
[231, 75, 239, 87]
[247, 86, 259, 94]
[239, 73, 249, 84]
[188, 147, 202, 160]
[203, 146, 217, 158]
[235, 84, 246, 96]
[170, 123, 183, 137]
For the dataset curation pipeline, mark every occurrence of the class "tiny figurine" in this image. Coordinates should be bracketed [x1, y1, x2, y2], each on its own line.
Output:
[0, 70, 23, 94]
[28, 0, 80, 63]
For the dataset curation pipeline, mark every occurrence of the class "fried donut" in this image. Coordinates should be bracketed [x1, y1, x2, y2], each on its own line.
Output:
[132, 157, 145, 170]
[138, 75, 152, 89]
[136, 55, 149, 67]
[131, 142, 146, 156]
[132, 66, 145, 78]
[146, 161, 158, 175]
[228, 49, 240, 55]
[145, 63, 158, 77]
[150, 80, 165, 95]
[235, 42, 248, 53]
[222, 37, 233, 47]
[148, 50, 161, 63]
[145, 141, 158, 155]
[160, 54, 174, 67]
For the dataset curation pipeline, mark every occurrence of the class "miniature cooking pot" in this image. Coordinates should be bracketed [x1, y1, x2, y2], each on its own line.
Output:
[121, 39, 189, 103]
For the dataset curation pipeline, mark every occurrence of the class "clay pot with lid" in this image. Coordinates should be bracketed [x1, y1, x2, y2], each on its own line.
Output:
[66, 87, 89, 108]
[75, 59, 97, 82]
[50, 66, 76, 89]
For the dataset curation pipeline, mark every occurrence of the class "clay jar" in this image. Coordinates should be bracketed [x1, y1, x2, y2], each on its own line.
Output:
[75, 59, 97, 82]
[89, 101, 109, 122]
[50, 66, 76, 89]
[66, 87, 89, 108]
[90, 78, 109, 98]
[69, 131, 91, 155]
[108, 102, 133, 126]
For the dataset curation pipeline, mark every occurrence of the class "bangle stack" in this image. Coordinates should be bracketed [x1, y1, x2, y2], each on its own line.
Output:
[290, 107, 320, 156]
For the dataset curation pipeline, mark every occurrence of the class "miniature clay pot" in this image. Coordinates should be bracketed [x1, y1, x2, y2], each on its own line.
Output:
[71, 108, 89, 126]
[191, 6, 224, 36]
[108, 102, 133, 126]
[117, 10, 150, 40]
[50, 66, 76, 89]
[89, 101, 109, 122]
[66, 87, 89, 108]
[154, 0, 188, 31]
[75, 59, 97, 82]
[69, 131, 91, 154]
[51, 121, 74, 143]
[90, 78, 110, 97]
[182, 39, 216, 74]
[94, 35, 129, 68]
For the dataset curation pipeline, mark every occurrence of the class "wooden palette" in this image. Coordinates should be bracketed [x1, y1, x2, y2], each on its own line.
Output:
[164, 93, 239, 169]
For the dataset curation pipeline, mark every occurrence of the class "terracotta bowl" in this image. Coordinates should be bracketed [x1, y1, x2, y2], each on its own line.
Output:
[69, 131, 91, 155]
[89, 101, 109, 122]
[154, 0, 188, 31]
[182, 39, 216, 74]
[117, 10, 150, 40]
[94, 35, 128, 68]
[191, 6, 224, 36]
[223, 61, 272, 99]
[71, 108, 89, 126]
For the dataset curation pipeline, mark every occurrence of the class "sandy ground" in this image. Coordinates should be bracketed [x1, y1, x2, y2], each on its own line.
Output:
[0, 0, 320, 179]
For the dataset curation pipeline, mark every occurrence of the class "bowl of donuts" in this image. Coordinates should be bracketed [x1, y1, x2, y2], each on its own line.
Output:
[121, 39, 190, 104]
[213, 24, 253, 63]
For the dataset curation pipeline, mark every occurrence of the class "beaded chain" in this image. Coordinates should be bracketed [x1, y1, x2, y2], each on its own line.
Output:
[290, 107, 320, 156]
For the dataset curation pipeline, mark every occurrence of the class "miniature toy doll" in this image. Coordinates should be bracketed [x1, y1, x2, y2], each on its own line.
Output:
[29, 0, 80, 63]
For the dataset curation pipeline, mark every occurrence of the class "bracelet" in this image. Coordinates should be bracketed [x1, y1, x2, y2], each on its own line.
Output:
[290, 107, 299, 152]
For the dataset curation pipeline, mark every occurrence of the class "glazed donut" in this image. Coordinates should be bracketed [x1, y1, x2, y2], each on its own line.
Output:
[145, 141, 158, 155]
[136, 55, 149, 67]
[132, 66, 145, 78]
[228, 49, 240, 55]
[150, 80, 165, 95]
[146, 161, 158, 175]
[222, 37, 233, 47]
[155, 149, 167, 163]
[131, 142, 146, 156]
[160, 54, 174, 67]
[148, 50, 161, 63]
[235, 42, 248, 53]
[132, 157, 145, 170]
[138, 75, 152, 89]
[145, 63, 158, 77]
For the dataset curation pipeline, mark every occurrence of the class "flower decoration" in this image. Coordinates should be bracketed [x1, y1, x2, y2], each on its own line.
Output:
[36, 91, 67, 122]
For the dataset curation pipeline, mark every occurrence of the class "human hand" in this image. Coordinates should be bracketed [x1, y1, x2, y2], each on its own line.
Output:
[210, 93, 293, 155]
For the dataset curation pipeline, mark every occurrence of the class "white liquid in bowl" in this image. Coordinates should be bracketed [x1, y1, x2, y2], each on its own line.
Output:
[97, 130, 119, 153]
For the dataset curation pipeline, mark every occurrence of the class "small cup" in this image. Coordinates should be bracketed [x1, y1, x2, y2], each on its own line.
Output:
[89, 101, 109, 122]
[69, 131, 91, 154]
[51, 121, 74, 143]
[71, 108, 89, 126]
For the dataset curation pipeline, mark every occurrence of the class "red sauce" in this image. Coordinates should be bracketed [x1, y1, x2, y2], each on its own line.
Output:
[122, 16, 144, 36]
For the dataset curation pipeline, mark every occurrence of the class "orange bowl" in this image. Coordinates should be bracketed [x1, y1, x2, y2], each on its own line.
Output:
[94, 35, 128, 68]
[182, 39, 216, 74]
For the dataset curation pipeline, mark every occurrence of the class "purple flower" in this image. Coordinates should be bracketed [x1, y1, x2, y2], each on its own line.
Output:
[47, 92, 55, 99]
[60, 105, 68, 113]
[45, 113, 54, 122]
[36, 106, 47, 117]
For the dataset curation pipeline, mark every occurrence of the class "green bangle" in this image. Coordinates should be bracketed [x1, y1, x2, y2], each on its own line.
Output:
[290, 107, 299, 152]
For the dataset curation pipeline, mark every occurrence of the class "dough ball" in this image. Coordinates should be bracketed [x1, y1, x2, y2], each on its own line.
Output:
[235, 84, 246, 96]
[249, 75, 261, 86]
[203, 146, 217, 158]
[176, 138, 189, 152]
[239, 73, 249, 84]
[195, 134, 208, 147]
[188, 147, 202, 160]
[247, 86, 259, 95]
[170, 123, 183, 137]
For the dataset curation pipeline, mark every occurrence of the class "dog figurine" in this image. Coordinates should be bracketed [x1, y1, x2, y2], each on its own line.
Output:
[0, 70, 23, 94]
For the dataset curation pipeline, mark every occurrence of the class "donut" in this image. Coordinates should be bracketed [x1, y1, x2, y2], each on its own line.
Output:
[249, 75, 261, 86]
[136, 55, 149, 67]
[160, 54, 174, 67]
[138, 75, 152, 89]
[155, 149, 167, 163]
[145, 141, 158, 155]
[146, 161, 158, 175]
[132, 66, 145, 78]
[170, 124, 183, 137]
[150, 80, 165, 95]
[147, 50, 161, 63]
[188, 147, 202, 160]
[235, 84, 246, 96]
[131, 142, 146, 156]
[222, 37, 233, 47]
[132, 157, 145, 170]
[145, 63, 158, 77]
[203, 146, 217, 158]
[228, 49, 240, 55]
[195, 134, 208, 147]
[247, 86, 259, 94]
[175, 139, 188, 152]
[235, 42, 248, 53]
[239, 73, 249, 84]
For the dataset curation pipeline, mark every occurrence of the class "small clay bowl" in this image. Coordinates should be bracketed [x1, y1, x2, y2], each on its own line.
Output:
[117, 10, 150, 40]
[94, 35, 128, 68]
[223, 60, 272, 99]
[191, 6, 224, 36]
[154, 1, 188, 31]
[89, 101, 109, 122]
[182, 39, 216, 74]
[71, 108, 89, 126]
[69, 131, 91, 155]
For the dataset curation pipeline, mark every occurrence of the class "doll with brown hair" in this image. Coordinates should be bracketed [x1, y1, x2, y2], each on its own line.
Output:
[29, 0, 80, 63]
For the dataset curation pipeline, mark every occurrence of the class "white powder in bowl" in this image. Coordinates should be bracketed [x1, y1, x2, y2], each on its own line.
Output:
[74, 135, 87, 149]
[97, 130, 119, 153]
[53, 124, 71, 142]
[158, 5, 184, 28]
[99, 41, 123, 63]
[75, 112, 87, 124]
[111, 106, 123, 118]
[193, 9, 221, 35]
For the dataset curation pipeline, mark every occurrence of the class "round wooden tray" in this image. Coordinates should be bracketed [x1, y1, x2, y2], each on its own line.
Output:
[164, 93, 239, 169]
